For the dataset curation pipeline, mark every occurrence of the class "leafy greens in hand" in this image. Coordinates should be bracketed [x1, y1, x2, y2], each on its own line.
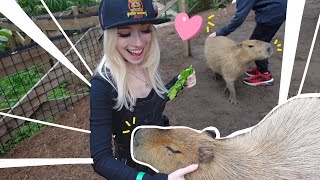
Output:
[167, 65, 195, 101]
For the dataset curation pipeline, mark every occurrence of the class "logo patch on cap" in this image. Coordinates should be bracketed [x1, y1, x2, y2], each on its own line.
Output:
[127, 0, 147, 19]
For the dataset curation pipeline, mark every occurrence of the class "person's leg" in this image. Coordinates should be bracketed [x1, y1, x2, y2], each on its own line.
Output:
[250, 23, 283, 73]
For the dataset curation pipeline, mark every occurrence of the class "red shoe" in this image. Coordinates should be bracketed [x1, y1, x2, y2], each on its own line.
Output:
[245, 68, 260, 77]
[243, 72, 274, 86]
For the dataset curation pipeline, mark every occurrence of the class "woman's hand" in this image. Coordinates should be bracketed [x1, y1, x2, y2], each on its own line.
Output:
[184, 71, 196, 88]
[209, 32, 217, 38]
[168, 164, 198, 180]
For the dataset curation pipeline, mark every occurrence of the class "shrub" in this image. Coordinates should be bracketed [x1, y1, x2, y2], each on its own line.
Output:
[0, 28, 12, 53]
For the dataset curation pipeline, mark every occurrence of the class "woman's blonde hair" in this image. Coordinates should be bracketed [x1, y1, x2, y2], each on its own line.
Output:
[96, 25, 168, 110]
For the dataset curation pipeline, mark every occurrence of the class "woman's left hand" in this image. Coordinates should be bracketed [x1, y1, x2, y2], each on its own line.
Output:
[184, 71, 196, 88]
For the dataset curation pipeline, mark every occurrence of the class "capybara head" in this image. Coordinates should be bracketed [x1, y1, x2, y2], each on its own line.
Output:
[133, 128, 217, 174]
[237, 39, 273, 62]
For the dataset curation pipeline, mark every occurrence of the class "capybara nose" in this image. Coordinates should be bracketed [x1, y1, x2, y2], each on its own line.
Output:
[267, 46, 273, 55]
[267, 47, 272, 53]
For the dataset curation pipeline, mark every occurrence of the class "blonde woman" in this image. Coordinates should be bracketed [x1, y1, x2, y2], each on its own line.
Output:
[90, 0, 197, 179]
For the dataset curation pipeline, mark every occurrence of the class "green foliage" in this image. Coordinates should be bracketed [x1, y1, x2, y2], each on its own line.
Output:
[161, 13, 175, 19]
[48, 80, 74, 100]
[171, 0, 228, 13]
[0, 66, 44, 109]
[44, 0, 68, 12]
[0, 28, 12, 53]
[187, 0, 199, 8]
[65, 0, 101, 9]
[0, 117, 55, 157]
[210, 2, 226, 10]
[0, 66, 73, 109]
[0, 29, 12, 37]
[16, 0, 101, 17]
[172, 1, 180, 13]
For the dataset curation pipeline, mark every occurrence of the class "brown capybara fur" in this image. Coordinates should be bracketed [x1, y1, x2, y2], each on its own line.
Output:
[204, 36, 273, 104]
[133, 97, 320, 179]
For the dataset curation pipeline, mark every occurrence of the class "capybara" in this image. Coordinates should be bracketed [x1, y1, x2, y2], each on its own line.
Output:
[133, 97, 320, 179]
[204, 36, 273, 104]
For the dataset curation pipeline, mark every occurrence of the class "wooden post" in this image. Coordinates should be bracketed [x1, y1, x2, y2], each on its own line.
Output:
[179, 0, 191, 57]
[13, 31, 25, 45]
[71, 6, 79, 16]
[7, 36, 16, 51]
[23, 36, 32, 46]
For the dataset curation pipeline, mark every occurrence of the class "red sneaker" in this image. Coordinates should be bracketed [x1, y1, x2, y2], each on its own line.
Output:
[245, 68, 260, 77]
[243, 72, 274, 86]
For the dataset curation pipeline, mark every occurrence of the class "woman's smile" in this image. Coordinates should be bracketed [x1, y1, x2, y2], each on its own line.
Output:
[127, 48, 144, 59]
[116, 24, 152, 64]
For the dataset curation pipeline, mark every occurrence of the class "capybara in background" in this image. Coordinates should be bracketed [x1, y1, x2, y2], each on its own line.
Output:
[204, 36, 273, 104]
[133, 97, 320, 179]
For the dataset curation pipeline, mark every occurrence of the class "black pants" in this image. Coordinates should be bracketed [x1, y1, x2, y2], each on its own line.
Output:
[250, 23, 283, 73]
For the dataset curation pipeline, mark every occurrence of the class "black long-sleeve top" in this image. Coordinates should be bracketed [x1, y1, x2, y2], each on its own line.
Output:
[89, 74, 178, 180]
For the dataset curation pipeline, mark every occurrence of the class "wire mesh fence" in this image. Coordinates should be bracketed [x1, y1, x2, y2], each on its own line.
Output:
[0, 26, 103, 153]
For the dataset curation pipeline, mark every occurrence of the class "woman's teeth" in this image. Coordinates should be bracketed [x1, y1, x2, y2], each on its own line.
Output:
[128, 49, 143, 57]
[128, 49, 142, 54]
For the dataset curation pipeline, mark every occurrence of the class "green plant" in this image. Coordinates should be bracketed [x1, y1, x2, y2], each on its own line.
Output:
[17, 0, 43, 17]
[168, 65, 195, 101]
[210, 2, 226, 10]
[66, 0, 101, 9]
[187, 0, 199, 8]
[171, 0, 228, 13]
[48, 80, 74, 100]
[17, 0, 101, 17]
[0, 117, 55, 157]
[0, 66, 43, 109]
[161, 13, 175, 19]
[0, 28, 12, 53]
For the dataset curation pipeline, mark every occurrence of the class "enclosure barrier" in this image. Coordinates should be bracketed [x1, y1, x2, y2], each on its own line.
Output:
[0, 26, 103, 148]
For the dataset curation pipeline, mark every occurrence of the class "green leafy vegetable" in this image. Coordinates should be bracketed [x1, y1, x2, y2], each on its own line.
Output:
[167, 65, 195, 101]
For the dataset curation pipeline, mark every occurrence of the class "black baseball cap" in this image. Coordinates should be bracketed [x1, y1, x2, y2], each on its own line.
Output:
[99, 0, 171, 29]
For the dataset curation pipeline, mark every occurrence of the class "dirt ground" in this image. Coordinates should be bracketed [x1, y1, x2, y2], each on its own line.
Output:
[2, 1, 319, 179]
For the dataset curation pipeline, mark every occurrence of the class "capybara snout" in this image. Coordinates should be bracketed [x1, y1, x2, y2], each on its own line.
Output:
[133, 128, 153, 147]
[267, 45, 273, 55]
[134, 128, 190, 173]
[133, 128, 216, 174]
[240, 39, 273, 61]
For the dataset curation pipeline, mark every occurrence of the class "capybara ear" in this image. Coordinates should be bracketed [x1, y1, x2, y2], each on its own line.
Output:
[237, 42, 242, 48]
[198, 146, 214, 163]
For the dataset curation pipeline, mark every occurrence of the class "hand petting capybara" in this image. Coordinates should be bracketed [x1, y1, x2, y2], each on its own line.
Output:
[133, 97, 320, 180]
[204, 36, 273, 104]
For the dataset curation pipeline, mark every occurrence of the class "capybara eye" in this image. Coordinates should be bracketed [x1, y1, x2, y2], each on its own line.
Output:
[166, 146, 181, 154]
[248, 45, 254, 48]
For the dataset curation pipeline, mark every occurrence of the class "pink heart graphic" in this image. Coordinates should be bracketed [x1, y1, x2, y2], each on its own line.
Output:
[174, 13, 203, 41]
